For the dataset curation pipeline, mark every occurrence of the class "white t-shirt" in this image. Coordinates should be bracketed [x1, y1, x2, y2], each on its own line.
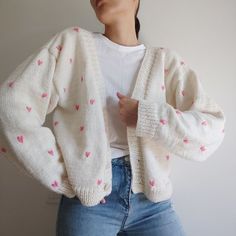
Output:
[92, 32, 146, 159]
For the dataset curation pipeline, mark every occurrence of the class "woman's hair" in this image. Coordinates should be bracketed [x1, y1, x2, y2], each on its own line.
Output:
[135, 0, 140, 39]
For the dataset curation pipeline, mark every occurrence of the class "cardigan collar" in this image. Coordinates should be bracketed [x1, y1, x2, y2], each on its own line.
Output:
[80, 29, 157, 107]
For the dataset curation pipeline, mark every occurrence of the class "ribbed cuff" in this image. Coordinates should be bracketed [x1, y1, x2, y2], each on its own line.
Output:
[135, 99, 165, 138]
[74, 183, 112, 206]
[58, 178, 76, 198]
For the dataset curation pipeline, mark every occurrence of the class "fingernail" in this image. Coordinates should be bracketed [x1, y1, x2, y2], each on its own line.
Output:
[100, 198, 106, 204]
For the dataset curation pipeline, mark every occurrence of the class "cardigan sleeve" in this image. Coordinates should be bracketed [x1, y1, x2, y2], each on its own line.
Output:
[0, 43, 75, 197]
[135, 50, 226, 162]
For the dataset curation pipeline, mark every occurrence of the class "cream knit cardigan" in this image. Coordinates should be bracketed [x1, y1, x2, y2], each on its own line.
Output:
[0, 26, 226, 206]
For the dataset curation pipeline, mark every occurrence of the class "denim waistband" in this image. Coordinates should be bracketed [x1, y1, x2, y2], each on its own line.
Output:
[111, 154, 130, 166]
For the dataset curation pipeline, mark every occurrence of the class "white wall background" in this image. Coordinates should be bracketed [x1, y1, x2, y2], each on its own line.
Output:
[0, 0, 235, 235]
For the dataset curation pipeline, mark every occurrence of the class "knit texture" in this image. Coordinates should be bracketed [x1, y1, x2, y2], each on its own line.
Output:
[0, 26, 226, 206]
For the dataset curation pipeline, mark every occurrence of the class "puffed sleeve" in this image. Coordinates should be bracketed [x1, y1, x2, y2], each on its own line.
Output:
[0, 35, 75, 197]
[135, 49, 226, 161]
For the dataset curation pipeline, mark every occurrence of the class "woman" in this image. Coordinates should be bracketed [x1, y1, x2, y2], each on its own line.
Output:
[0, 0, 226, 235]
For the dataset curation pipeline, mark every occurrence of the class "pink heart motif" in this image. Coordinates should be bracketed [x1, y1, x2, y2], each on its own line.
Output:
[183, 138, 189, 144]
[80, 126, 84, 131]
[73, 27, 79, 32]
[26, 106, 32, 112]
[51, 180, 59, 188]
[48, 149, 54, 156]
[56, 45, 63, 52]
[149, 179, 155, 187]
[85, 151, 91, 158]
[8, 81, 14, 88]
[97, 179, 102, 185]
[89, 99, 95, 105]
[200, 145, 206, 152]
[160, 119, 167, 125]
[54, 121, 59, 126]
[75, 104, 80, 111]
[17, 135, 24, 143]
[1, 147, 7, 153]
[41, 92, 48, 98]
[201, 120, 208, 126]
[37, 59, 43, 66]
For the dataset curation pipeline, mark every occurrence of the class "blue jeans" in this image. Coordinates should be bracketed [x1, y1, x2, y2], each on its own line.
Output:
[56, 155, 187, 236]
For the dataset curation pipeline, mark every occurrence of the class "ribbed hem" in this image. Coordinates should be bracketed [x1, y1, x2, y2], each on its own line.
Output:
[145, 182, 173, 203]
[131, 175, 174, 203]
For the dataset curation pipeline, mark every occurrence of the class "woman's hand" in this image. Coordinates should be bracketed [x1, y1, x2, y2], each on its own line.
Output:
[116, 92, 139, 128]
